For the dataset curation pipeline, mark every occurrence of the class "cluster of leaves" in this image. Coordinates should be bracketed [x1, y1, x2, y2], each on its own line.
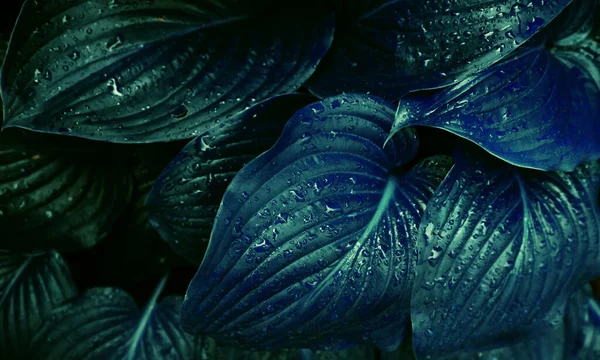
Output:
[0, 0, 599, 359]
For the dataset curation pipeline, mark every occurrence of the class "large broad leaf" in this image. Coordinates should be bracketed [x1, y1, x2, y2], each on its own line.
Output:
[180, 94, 453, 350]
[457, 286, 600, 360]
[306, 0, 572, 100]
[1, 0, 333, 142]
[147, 93, 317, 265]
[411, 147, 600, 359]
[198, 338, 378, 360]
[391, 44, 600, 171]
[0, 130, 133, 252]
[0, 250, 78, 358]
[27, 276, 198, 360]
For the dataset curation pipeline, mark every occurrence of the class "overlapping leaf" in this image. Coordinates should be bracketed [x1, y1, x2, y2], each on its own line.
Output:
[457, 286, 600, 359]
[1, 0, 334, 142]
[147, 94, 317, 265]
[27, 276, 198, 360]
[0, 131, 132, 252]
[307, 0, 572, 100]
[0, 251, 78, 358]
[390, 3, 600, 171]
[411, 147, 600, 359]
[180, 94, 453, 350]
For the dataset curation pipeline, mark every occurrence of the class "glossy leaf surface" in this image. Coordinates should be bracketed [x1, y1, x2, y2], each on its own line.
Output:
[181, 94, 453, 350]
[0, 131, 132, 252]
[0, 251, 78, 358]
[411, 148, 600, 358]
[391, 46, 600, 171]
[147, 94, 317, 265]
[1, 0, 334, 142]
[307, 0, 572, 100]
[28, 277, 197, 360]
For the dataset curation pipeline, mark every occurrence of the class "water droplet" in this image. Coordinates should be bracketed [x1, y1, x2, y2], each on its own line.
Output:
[107, 78, 123, 96]
[106, 35, 124, 51]
[170, 104, 188, 119]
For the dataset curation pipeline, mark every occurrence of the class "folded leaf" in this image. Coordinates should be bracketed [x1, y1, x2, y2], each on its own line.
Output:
[147, 94, 317, 265]
[0, 251, 78, 358]
[457, 286, 600, 360]
[28, 276, 198, 360]
[307, 0, 572, 100]
[1, 0, 334, 142]
[411, 148, 600, 358]
[391, 45, 600, 171]
[180, 94, 453, 350]
[0, 131, 132, 252]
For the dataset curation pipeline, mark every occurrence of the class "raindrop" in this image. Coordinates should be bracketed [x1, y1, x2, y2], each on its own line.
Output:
[170, 104, 189, 119]
[106, 35, 124, 51]
[107, 78, 123, 96]
[70, 51, 81, 60]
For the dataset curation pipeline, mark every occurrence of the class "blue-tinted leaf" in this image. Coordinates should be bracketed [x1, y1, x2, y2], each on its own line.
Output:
[1, 0, 333, 142]
[28, 276, 198, 360]
[147, 94, 317, 265]
[0, 251, 78, 358]
[457, 286, 600, 360]
[411, 148, 600, 359]
[391, 46, 600, 171]
[180, 94, 453, 350]
[306, 0, 572, 100]
[0, 131, 132, 252]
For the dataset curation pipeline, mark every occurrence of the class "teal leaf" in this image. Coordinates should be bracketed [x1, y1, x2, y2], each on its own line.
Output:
[0, 251, 78, 358]
[0, 131, 132, 252]
[411, 147, 600, 358]
[1, 0, 334, 142]
[147, 93, 317, 265]
[179, 94, 453, 350]
[28, 276, 198, 359]
[307, 0, 573, 100]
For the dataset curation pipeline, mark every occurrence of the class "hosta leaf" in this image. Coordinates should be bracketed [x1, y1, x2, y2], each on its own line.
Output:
[0, 131, 132, 252]
[147, 93, 317, 265]
[180, 94, 453, 350]
[306, 0, 572, 100]
[411, 147, 600, 359]
[391, 45, 600, 171]
[546, 0, 599, 46]
[27, 276, 198, 360]
[0, 250, 78, 358]
[457, 286, 600, 360]
[1, 0, 333, 142]
[198, 338, 377, 360]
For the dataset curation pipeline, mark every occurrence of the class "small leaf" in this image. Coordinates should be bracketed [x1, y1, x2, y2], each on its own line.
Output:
[147, 93, 317, 265]
[0, 131, 133, 252]
[0, 251, 78, 358]
[391, 46, 600, 171]
[28, 276, 198, 359]
[1, 0, 334, 142]
[180, 94, 453, 350]
[306, 0, 572, 100]
[411, 147, 600, 358]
